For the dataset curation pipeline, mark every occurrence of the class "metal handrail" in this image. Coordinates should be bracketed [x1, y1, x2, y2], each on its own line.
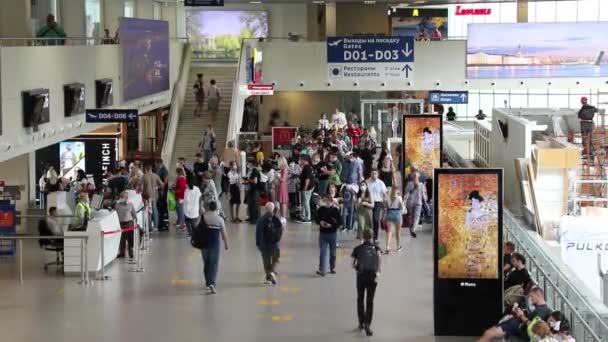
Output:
[0, 36, 188, 47]
[0, 235, 90, 285]
[504, 214, 605, 341]
[227, 38, 248, 147]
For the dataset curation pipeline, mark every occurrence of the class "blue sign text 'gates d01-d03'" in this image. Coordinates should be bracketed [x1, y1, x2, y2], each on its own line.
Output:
[327, 36, 414, 80]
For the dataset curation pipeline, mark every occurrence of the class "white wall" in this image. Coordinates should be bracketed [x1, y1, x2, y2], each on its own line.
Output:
[60, 0, 86, 37]
[261, 40, 608, 91]
[188, 3, 308, 38]
[103, 0, 125, 36]
[0, 0, 31, 37]
[0, 41, 184, 163]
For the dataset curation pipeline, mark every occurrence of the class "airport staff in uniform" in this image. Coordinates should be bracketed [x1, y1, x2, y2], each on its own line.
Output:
[578, 97, 598, 155]
[72, 191, 91, 230]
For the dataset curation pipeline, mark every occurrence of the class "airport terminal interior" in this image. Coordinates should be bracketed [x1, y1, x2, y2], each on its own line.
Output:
[2, 0, 608, 340]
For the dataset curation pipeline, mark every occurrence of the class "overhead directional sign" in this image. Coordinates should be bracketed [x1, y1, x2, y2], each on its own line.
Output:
[86, 109, 138, 124]
[184, 0, 224, 6]
[327, 36, 415, 80]
[429, 91, 469, 104]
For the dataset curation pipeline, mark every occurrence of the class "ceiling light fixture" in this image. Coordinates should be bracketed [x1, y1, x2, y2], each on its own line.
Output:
[249, 0, 262, 3]
[312, 0, 325, 3]
[363, 0, 376, 4]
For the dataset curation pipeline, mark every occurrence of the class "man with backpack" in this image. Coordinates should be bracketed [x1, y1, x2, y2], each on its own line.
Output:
[578, 96, 597, 156]
[192, 201, 229, 294]
[256, 202, 283, 285]
[351, 229, 382, 337]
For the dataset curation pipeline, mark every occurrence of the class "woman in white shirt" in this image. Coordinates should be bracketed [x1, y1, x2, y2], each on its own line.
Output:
[183, 180, 202, 236]
[384, 187, 405, 254]
[227, 162, 242, 223]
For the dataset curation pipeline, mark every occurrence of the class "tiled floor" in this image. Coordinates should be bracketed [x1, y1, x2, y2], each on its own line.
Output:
[0, 220, 477, 341]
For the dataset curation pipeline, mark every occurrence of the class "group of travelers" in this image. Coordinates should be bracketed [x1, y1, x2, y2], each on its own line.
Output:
[478, 242, 576, 342]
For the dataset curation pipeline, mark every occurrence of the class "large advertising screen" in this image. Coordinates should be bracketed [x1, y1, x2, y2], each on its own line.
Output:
[402, 114, 442, 181]
[436, 171, 501, 279]
[390, 8, 448, 40]
[59, 141, 85, 180]
[186, 10, 268, 59]
[120, 18, 170, 101]
[467, 22, 608, 78]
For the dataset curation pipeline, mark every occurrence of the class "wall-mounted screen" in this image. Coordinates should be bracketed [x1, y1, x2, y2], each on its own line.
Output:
[119, 18, 170, 101]
[467, 22, 608, 78]
[436, 171, 501, 279]
[22, 88, 50, 132]
[389, 8, 447, 40]
[186, 10, 269, 59]
[63, 83, 85, 117]
[95, 79, 114, 108]
[402, 114, 442, 181]
[59, 141, 86, 180]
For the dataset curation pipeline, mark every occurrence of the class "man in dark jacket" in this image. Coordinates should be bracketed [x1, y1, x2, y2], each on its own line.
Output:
[256, 202, 283, 285]
[578, 96, 597, 155]
[316, 194, 341, 276]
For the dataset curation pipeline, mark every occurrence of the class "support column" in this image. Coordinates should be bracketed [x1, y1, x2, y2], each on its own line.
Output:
[60, 0, 86, 38]
[325, 1, 336, 38]
[517, 0, 528, 23]
[0, 0, 32, 38]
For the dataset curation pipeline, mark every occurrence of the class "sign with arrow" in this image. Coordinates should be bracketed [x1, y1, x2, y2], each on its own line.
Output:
[85, 109, 139, 125]
[428, 91, 469, 104]
[327, 36, 415, 80]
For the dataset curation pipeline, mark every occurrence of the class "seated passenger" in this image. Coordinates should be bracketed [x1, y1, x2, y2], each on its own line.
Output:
[503, 241, 515, 275]
[504, 252, 531, 290]
[479, 287, 552, 342]
[46, 207, 63, 236]
[547, 311, 575, 342]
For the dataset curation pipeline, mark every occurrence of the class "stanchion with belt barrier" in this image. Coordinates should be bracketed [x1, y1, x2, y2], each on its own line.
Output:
[96, 225, 138, 281]
[129, 221, 144, 273]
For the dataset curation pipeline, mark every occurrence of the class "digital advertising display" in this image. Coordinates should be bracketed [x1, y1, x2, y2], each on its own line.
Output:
[433, 168, 503, 336]
[436, 172, 500, 279]
[186, 10, 268, 59]
[389, 8, 448, 40]
[467, 22, 608, 78]
[402, 114, 442, 181]
[120, 18, 170, 101]
[59, 141, 85, 180]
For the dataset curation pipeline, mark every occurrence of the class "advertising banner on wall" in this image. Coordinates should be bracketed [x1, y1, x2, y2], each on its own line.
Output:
[327, 36, 414, 80]
[434, 168, 503, 336]
[120, 18, 170, 101]
[467, 22, 608, 78]
[560, 215, 608, 300]
[402, 114, 442, 182]
[272, 127, 298, 152]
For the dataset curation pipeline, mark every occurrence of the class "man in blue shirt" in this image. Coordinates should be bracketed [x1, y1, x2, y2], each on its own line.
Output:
[201, 201, 229, 294]
[256, 202, 283, 285]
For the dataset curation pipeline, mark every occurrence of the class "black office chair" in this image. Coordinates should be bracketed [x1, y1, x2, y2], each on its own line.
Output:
[37, 219, 64, 272]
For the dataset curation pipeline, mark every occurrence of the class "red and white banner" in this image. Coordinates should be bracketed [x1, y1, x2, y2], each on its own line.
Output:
[241, 84, 274, 96]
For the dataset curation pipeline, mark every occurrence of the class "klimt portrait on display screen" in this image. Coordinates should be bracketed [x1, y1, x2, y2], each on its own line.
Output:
[436, 173, 499, 279]
[402, 115, 442, 181]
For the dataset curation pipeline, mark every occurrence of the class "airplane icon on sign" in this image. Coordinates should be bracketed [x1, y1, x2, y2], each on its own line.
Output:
[328, 39, 342, 47]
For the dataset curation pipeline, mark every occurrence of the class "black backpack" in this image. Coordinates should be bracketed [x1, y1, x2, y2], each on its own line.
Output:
[191, 218, 209, 249]
[356, 244, 379, 274]
[264, 217, 283, 244]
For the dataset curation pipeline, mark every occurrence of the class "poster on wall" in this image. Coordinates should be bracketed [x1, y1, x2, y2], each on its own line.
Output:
[85, 139, 117, 185]
[272, 127, 298, 153]
[433, 168, 503, 336]
[59, 141, 86, 180]
[186, 10, 268, 59]
[467, 22, 608, 78]
[389, 7, 448, 40]
[402, 114, 442, 181]
[120, 18, 170, 101]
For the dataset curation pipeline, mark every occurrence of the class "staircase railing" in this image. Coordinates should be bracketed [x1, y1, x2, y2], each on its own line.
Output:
[226, 38, 250, 147]
[161, 42, 192, 165]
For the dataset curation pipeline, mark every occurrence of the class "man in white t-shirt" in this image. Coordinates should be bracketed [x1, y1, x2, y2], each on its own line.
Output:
[183, 184, 202, 236]
[366, 169, 387, 242]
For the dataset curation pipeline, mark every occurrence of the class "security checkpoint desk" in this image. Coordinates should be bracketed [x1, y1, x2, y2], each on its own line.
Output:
[63, 210, 121, 275]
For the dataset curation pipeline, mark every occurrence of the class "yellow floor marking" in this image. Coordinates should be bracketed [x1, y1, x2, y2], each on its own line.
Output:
[271, 314, 293, 322]
[280, 287, 302, 294]
[56, 288, 64, 296]
[282, 257, 293, 263]
[258, 299, 280, 306]
[172, 279, 192, 286]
